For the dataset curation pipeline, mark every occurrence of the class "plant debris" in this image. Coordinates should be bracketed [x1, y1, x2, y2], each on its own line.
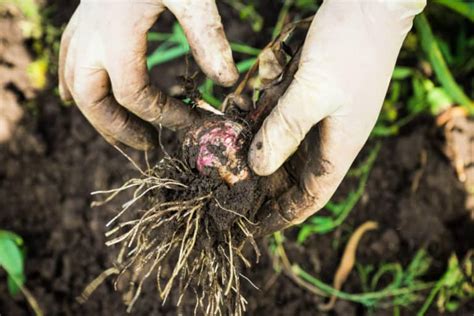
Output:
[319, 221, 379, 311]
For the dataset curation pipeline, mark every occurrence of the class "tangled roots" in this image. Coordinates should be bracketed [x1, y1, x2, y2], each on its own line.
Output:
[80, 154, 260, 315]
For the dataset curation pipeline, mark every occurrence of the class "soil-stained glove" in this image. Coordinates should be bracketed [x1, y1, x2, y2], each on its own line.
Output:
[250, 0, 426, 235]
[59, 0, 238, 150]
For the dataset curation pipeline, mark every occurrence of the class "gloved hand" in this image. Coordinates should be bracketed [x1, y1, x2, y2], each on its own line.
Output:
[59, 0, 238, 150]
[249, 0, 427, 235]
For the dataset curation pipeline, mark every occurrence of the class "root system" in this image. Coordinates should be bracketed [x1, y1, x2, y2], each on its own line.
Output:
[87, 153, 261, 314]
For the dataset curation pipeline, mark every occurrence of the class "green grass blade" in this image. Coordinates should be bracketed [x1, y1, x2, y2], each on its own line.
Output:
[434, 0, 474, 23]
[328, 143, 381, 228]
[236, 58, 257, 73]
[201, 91, 222, 108]
[198, 79, 222, 108]
[297, 143, 381, 241]
[147, 45, 189, 69]
[147, 32, 172, 42]
[293, 265, 433, 307]
[230, 42, 261, 56]
[0, 230, 23, 245]
[392, 66, 413, 80]
[273, 0, 294, 39]
[414, 14, 474, 113]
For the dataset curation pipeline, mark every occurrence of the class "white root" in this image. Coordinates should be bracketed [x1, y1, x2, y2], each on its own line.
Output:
[85, 156, 259, 315]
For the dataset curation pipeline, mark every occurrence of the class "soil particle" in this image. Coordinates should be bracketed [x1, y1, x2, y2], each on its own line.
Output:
[209, 179, 260, 231]
[368, 229, 400, 259]
[159, 155, 260, 234]
[398, 197, 452, 253]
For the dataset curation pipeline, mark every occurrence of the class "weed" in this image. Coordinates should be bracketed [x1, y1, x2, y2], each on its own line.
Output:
[0, 230, 43, 315]
[222, 0, 263, 33]
[414, 14, 473, 113]
[146, 23, 260, 107]
[0, 229, 25, 295]
[434, 0, 474, 22]
[418, 251, 473, 315]
[297, 143, 381, 243]
[271, 231, 434, 312]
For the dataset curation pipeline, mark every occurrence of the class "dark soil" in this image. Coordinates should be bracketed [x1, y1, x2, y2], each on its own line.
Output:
[0, 1, 473, 315]
[3, 95, 473, 315]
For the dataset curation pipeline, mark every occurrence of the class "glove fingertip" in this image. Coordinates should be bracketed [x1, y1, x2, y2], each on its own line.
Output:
[169, 0, 239, 87]
[210, 63, 239, 87]
[248, 134, 282, 176]
[58, 82, 73, 102]
[193, 42, 238, 87]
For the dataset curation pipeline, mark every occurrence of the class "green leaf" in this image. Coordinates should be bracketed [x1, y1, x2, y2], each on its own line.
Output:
[324, 201, 342, 215]
[235, 4, 263, 32]
[236, 58, 257, 73]
[445, 300, 460, 312]
[146, 23, 190, 69]
[380, 101, 398, 122]
[0, 235, 25, 295]
[414, 14, 474, 113]
[309, 216, 334, 226]
[295, 0, 319, 11]
[371, 125, 399, 137]
[406, 76, 429, 115]
[200, 91, 222, 108]
[297, 216, 337, 243]
[405, 249, 431, 282]
[392, 67, 413, 80]
[147, 45, 189, 69]
[171, 23, 187, 45]
[147, 32, 172, 42]
[443, 255, 462, 287]
[0, 230, 23, 246]
[230, 42, 261, 56]
[7, 272, 25, 295]
[436, 37, 455, 65]
[389, 82, 402, 104]
[434, 0, 474, 23]
[427, 87, 453, 115]
[297, 226, 313, 244]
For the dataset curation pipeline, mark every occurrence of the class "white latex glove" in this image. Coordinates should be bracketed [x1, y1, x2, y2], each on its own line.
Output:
[59, 0, 238, 150]
[249, 0, 426, 233]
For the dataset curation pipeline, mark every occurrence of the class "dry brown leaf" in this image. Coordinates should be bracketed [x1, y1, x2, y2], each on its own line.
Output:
[319, 221, 379, 311]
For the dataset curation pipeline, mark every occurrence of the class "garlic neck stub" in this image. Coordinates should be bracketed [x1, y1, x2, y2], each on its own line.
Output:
[183, 119, 250, 185]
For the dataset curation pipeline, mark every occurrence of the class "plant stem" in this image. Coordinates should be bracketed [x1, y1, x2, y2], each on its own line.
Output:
[9, 275, 43, 316]
[416, 261, 455, 316]
[293, 264, 434, 306]
[272, 0, 294, 40]
[434, 0, 474, 22]
[331, 143, 381, 228]
[414, 14, 474, 114]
